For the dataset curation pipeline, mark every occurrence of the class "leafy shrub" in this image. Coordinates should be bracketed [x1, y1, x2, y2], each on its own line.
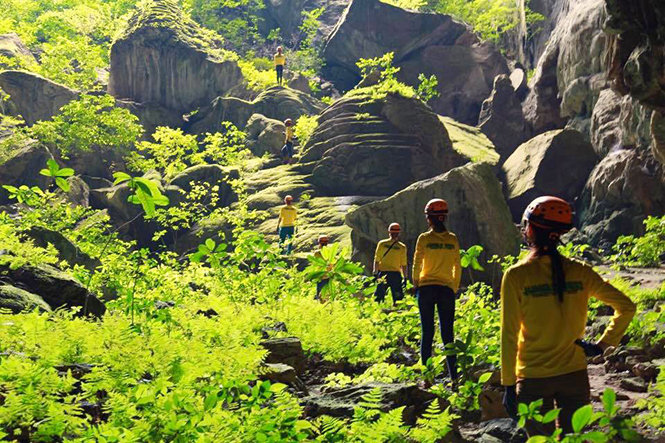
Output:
[293, 115, 318, 147]
[612, 216, 665, 267]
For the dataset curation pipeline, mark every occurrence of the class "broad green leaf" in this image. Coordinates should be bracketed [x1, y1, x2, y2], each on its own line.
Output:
[56, 167, 75, 177]
[113, 171, 132, 185]
[542, 408, 560, 424]
[526, 437, 548, 443]
[205, 239, 216, 251]
[581, 431, 608, 443]
[571, 404, 594, 433]
[55, 177, 70, 192]
[518, 403, 529, 415]
[478, 372, 492, 384]
[602, 388, 616, 415]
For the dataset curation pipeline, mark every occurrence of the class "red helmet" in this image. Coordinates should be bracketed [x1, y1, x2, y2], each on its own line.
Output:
[318, 235, 329, 245]
[284, 195, 293, 203]
[284, 118, 293, 126]
[424, 199, 448, 215]
[388, 223, 401, 233]
[522, 196, 573, 233]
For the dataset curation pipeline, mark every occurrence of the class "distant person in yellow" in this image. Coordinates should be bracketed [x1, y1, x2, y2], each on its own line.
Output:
[277, 195, 297, 254]
[373, 223, 407, 304]
[412, 199, 461, 380]
[501, 196, 636, 436]
[274, 46, 286, 86]
[281, 118, 295, 164]
[314, 235, 330, 300]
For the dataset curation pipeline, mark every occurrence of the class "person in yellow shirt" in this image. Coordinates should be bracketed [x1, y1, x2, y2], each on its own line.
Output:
[501, 196, 636, 436]
[314, 235, 330, 300]
[277, 195, 297, 254]
[373, 223, 407, 304]
[274, 46, 286, 86]
[281, 118, 295, 164]
[412, 199, 461, 379]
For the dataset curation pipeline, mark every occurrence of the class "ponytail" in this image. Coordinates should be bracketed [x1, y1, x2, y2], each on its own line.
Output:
[427, 214, 447, 233]
[529, 228, 566, 303]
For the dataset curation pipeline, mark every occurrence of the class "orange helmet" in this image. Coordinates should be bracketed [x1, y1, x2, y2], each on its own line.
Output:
[284, 195, 293, 203]
[318, 235, 329, 245]
[522, 196, 573, 233]
[424, 199, 448, 215]
[284, 118, 293, 126]
[388, 223, 401, 233]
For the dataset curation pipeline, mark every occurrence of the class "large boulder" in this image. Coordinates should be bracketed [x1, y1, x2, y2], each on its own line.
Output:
[523, 0, 608, 135]
[245, 114, 286, 156]
[0, 33, 37, 67]
[322, 0, 509, 124]
[0, 264, 105, 317]
[108, 0, 243, 115]
[0, 141, 53, 204]
[502, 130, 598, 220]
[478, 74, 531, 160]
[260, 0, 308, 37]
[0, 71, 78, 126]
[346, 162, 521, 283]
[302, 93, 466, 196]
[186, 86, 325, 133]
[578, 148, 665, 248]
[169, 164, 239, 207]
[24, 227, 101, 271]
[0, 284, 52, 314]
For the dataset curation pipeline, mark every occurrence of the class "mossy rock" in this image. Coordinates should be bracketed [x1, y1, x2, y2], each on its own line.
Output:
[439, 117, 499, 165]
[0, 284, 52, 314]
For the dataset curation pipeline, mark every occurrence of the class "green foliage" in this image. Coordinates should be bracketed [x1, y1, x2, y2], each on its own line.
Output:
[611, 216, 665, 267]
[460, 244, 485, 271]
[112, 171, 169, 218]
[30, 94, 142, 156]
[286, 8, 325, 77]
[416, 73, 440, 104]
[35, 36, 106, 90]
[637, 365, 665, 429]
[305, 243, 365, 301]
[239, 58, 277, 91]
[39, 159, 75, 192]
[294, 115, 318, 147]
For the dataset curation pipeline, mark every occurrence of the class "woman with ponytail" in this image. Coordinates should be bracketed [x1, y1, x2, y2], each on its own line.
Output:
[501, 196, 636, 436]
[412, 199, 461, 380]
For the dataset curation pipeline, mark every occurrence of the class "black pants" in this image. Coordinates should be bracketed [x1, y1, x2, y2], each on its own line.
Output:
[417, 285, 457, 379]
[374, 271, 404, 304]
[276, 65, 284, 84]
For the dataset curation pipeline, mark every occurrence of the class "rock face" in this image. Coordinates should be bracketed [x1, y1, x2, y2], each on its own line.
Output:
[24, 227, 101, 271]
[186, 86, 324, 133]
[478, 74, 531, 160]
[169, 165, 239, 207]
[108, 0, 243, 115]
[0, 71, 78, 126]
[0, 284, 52, 314]
[604, 0, 665, 162]
[260, 0, 308, 37]
[322, 0, 509, 124]
[0, 142, 53, 204]
[502, 130, 598, 220]
[0, 264, 105, 317]
[302, 93, 465, 196]
[523, 0, 608, 135]
[0, 33, 37, 66]
[346, 162, 521, 283]
[245, 114, 286, 156]
[260, 337, 307, 375]
[578, 148, 665, 248]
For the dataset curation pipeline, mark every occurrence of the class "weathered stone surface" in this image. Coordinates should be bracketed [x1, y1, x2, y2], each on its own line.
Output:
[620, 377, 648, 393]
[590, 89, 624, 157]
[0, 284, 52, 314]
[62, 175, 90, 208]
[466, 418, 527, 443]
[322, 0, 509, 124]
[108, 0, 243, 114]
[346, 162, 520, 283]
[579, 148, 665, 248]
[170, 165, 240, 207]
[287, 73, 311, 95]
[0, 71, 78, 126]
[260, 337, 307, 375]
[478, 74, 530, 160]
[303, 382, 436, 423]
[260, 0, 308, 37]
[116, 100, 186, 136]
[303, 93, 465, 196]
[246, 114, 286, 157]
[0, 141, 53, 204]
[186, 86, 324, 133]
[480, 387, 509, 422]
[1, 264, 105, 317]
[439, 117, 500, 165]
[24, 227, 101, 271]
[503, 130, 598, 220]
[0, 33, 37, 66]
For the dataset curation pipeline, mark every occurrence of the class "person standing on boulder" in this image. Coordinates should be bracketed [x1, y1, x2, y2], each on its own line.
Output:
[374, 223, 407, 305]
[281, 118, 295, 164]
[501, 196, 636, 437]
[277, 195, 297, 254]
[412, 199, 461, 380]
[274, 46, 286, 86]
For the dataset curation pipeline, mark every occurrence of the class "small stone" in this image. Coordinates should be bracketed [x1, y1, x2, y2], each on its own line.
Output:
[632, 363, 659, 382]
[620, 377, 648, 393]
[479, 387, 509, 421]
[261, 363, 297, 385]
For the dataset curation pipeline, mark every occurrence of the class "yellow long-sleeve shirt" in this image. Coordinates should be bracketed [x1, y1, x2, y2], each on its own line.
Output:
[500, 256, 636, 386]
[375, 238, 407, 273]
[285, 126, 294, 143]
[412, 230, 461, 292]
[278, 205, 297, 227]
[274, 54, 286, 66]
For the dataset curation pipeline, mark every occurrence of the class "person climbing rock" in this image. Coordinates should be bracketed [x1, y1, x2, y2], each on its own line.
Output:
[274, 46, 286, 86]
[277, 195, 297, 254]
[501, 196, 636, 437]
[412, 199, 461, 380]
[314, 235, 330, 300]
[374, 223, 407, 304]
[281, 118, 295, 164]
